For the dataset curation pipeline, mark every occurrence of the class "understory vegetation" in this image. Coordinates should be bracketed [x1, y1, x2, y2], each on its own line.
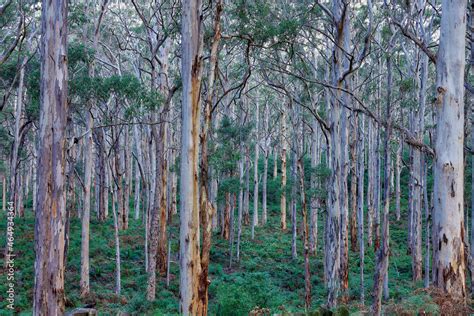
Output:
[1, 162, 470, 315]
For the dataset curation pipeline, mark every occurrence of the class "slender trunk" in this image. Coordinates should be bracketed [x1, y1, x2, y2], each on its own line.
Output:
[157, 118, 169, 276]
[412, 44, 429, 281]
[357, 115, 365, 304]
[349, 114, 358, 251]
[291, 150, 297, 259]
[252, 101, 259, 239]
[423, 155, 431, 288]
[9, 53, 28, 217]
[2, 174, 6, 212]
[80, 112, 93, 297]
[243, 148, 250, 225]
[211, 177, 218, 230]
[367, 119, 374, 247]
[134, 157, 141, 220]
[81, 0, 110, 291]
[298, 158, 311, 310]
[111, 170, 121, 295]
[411, 139, 423, 280]
[374, 126, 381, 251]
[395, 137, 402, 221]
[103, 129, 109, 219]
[32, 143, 37, 213]
[143, 132, 151, 271]
[372, 43, 393, 316]
[123, 128, 131, 229]
[166, 240, 171, 288]
[273, 148, 278, 180]
[262, 102, 269, 225]
[95, 127, 107, 221]
[64, 123, 75, 268]
[281, 110, 287, 230]
[115, 132, 125, 230]
[80, 98, 94, 298]
[340, 88, 350, 299]
[148, 110, 168, 299]
[229, 193, 236, 267]
[237, 158, 244, 261]
[310, 121, 319, 255]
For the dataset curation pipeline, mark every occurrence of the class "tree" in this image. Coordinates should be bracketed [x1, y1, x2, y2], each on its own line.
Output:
[432, 0, 467, 299]
[33, 0, 68, 313]
[179, 0, 203, 311]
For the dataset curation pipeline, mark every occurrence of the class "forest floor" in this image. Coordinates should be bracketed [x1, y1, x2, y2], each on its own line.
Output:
[0, 202, 471, 315]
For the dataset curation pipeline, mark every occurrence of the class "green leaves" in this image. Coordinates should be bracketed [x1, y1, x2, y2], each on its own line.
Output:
[230, 0, 303, 46]
[69, 74, 164, 117]
[68, 43, 95, 68]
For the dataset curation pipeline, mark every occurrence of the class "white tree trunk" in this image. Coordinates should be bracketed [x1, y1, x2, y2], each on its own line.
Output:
[357, 115, 365, 304]
[280, 109, 287, 230]
[252, 100, 259, 239]
[262, 101, 269, 225]
[432, 0, 467, 298]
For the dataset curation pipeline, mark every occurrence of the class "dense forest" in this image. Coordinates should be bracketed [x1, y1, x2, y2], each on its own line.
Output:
[1, 0, 474, 314]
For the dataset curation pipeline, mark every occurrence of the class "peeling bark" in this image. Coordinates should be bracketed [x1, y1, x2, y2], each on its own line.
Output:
[33, 0, 69, 312]
[432, 0, 467, 299]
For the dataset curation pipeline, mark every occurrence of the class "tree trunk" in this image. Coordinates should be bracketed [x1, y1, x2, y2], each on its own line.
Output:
[367, 119, 375, 248]
[372, 39, 393, 316]
[291, 149, 297, 260]
[374, 125, 381, 252]
[197, 3, 221, 309]
[237, 157, 244, 261]
[298, 158, 311, 310]
[280, 110, 287, 230]
[412, 41, 429, 281]
[252, 101, 259, 239]
[432, 0, 467, 299]
[32, 142, 37, 213]
[423, 155, 431, 288]
[310, 120, 319, 255]
[111, 167, 121, 295]
[325, 0, 350, 307]
[80, 109, 93, 297]
[262, 101, 269, 225]
[357, 115, 365, 305]
[133, 124, 142, 220]
[395, 137, 402, 221]
[349, 113, 358, 252]
[222, 192, 230, 239]
[33, 0, 68, 312]
[229, 193, 236, 267]
[115, 132, 125, 230]
[9, 54, 27, 217]
[179, 0, 204, 312]
[273, 147, 278, 179]
[469, 0, 474, 297]
[2, 174, 6, 212]
[243, 147, 250, 225]
[340, 81, 351, 300]
[123, 128, 131, 229]
[157, 117, 169, 277]
[146, 135, 161, 300]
